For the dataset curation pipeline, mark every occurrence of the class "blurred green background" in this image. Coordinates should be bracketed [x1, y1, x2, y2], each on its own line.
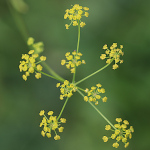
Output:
[0, 0, 150, 150]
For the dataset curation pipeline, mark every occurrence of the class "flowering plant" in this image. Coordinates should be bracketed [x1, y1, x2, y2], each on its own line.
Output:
[19, 4, 134, 149]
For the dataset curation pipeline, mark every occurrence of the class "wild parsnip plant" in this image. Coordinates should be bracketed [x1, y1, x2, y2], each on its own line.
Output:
[19, 4, 134, 149]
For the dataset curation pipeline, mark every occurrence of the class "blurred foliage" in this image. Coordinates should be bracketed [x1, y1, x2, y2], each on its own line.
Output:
[0, 0, 150, 150]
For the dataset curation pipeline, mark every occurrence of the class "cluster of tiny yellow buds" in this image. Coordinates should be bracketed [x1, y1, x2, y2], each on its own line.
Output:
[19, 50, 46, 81]
[64, 4, 89, 29]
[100, 43, 124, 70]
[39, 110, 66, 140]
[56, 80, 77, 100]
[102, 118, 134, 148]
[61, 51, 86, 73]
[27, 37, 44, 54]
[84, 83, 107, 105]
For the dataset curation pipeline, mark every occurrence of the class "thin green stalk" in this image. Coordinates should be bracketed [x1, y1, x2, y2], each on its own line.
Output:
[35, 69, 63, 82]
[7, 0, 29, 42]
[88, 101, 116, 130]
[57, 97, 69, 120]
[72, 66, 76, 83]
[76, 20, 80, 53]
[75, 58, 114, 85]
[77, 86, 85, 92]
[72, 21, 81, 83]
[41, 61, 65, 82]
[77, 89, 116, 130]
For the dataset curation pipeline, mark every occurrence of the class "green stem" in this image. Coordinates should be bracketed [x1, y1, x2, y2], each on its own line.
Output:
[7, 0, 29, 42]
[72, 66, 76, 83]
[77, 89, 116, 130]
[72, 21, 80, 83]
[88, 101, 116, 130]
[57, 97, 69, 120]
[76, 20, 80, 53]
[44, 114, 49, 120]
[41, 61, 65, 82]
[35, 69, 64, 82]
[75, 58, 114, 85]
[77, 86, 85, 92]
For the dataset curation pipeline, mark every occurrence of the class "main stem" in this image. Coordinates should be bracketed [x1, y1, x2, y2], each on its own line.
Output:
[57, 97, 69, 120]
[75, 58, 114, 85]
[72, 21, 80, 83]
[77, 89, 116, 130]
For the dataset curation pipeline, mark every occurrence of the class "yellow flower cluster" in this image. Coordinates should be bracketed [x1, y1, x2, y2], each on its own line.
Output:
[102, 118, 134, 148]
[19, 50, 46, 81]
[64, 4, 89, 29]
[27, 37, 44, 54]
[100, 43, 124, 70]
[39, 110, 66, 140]
[61, 51, 86, 73]
[84, 83, 107, 105]
[56, 80, 77, 100]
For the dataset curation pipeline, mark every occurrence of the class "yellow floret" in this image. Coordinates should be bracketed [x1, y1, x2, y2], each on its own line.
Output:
[100, 54, 106, 60]
[48, 111, 53, 115]
[28, 50, 34, 54]
[111, 134, 116, 139]
[54, 135, 60, 140]
[58, 127, 64, 132]
[106, 59, 111, 64]
[22, 74, 27, 81]
[65, 24, 69, 29]
[116, 118, 122, 122]
[61, 60, 66, 65]
[116, 136, 122, 141]
[102, 136, 108, 142]
[73, 21, 78, 26]
[41, 130, 45, 137]
[56, 83, 60, 87]
[37, 64, 43, 71]
[103, 44, 108, 49]
[80, 22, 86, 27]
[123, 120, 129, 125]
[113, 64, 119, 70]
[84, 96, 88, 102]
[85, 12, 89, 17]
[83, 7, 89, 11]
[46, 133, 51, 138]
[115, 129, 120, 135]
[124, 142, 129, 148]
[27, 37, 34, 46]
[122, 138, 127, 143]
[112, 142, 119, 148]
[40, 56, 46, 61]
[64, 80, 69, 85]
[105, 125, 111, 130]
[102, 96, 107, 102]
[114, 124, 121, 128]
[39, 110, 45, 116]
[71, 68, 75, 73]
[32, 54, 39, 58]
[35, 73, 41, 79]
[28, 67, 34, 73]
[60, 118, 66, 123]
[64, 14, 68, 19]
[100, 88, 105, 93]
